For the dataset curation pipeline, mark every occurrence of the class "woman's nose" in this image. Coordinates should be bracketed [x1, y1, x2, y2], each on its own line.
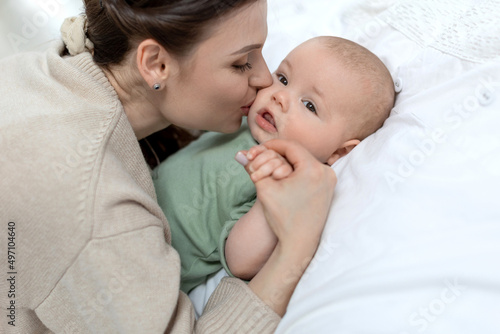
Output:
[249, 56, 273, 90]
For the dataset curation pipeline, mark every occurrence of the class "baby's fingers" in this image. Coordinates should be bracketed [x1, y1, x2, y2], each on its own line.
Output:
[248, 149, 284, 173]
[246, 145, 268, 160]
[250, 157, 288, 183]
[271, 163, 293, 180]
[235, 145, 292, 181]
[235, 146, 267, 167]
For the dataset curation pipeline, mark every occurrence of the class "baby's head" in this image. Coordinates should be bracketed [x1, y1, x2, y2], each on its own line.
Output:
[247, 36, 395, 165]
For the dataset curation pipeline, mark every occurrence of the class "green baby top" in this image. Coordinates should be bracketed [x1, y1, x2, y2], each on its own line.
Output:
[154, 122, 258, 293]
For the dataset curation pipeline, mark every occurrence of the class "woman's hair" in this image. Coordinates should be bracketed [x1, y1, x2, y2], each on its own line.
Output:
[85, 0, 258, 67]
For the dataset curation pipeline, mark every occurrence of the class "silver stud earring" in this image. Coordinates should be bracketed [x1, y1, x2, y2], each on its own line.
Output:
[153, 83, 161, 90]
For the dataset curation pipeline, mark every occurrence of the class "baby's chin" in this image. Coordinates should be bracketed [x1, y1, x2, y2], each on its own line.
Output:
[251, 133, 263, 144]
[248, 127, 267, 145]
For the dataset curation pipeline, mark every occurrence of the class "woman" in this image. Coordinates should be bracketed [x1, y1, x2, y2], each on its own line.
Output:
[0, 0, 336, 332]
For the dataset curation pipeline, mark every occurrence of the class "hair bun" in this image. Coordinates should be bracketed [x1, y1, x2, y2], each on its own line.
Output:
[60, 15, 95, 56]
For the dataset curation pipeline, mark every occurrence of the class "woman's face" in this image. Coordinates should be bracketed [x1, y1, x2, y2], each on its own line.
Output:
[163, 0, 272, 133]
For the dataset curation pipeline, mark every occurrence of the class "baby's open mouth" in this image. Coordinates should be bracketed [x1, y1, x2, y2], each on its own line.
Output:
[256, 109, 278, 133]
[262, 111, 276, 128]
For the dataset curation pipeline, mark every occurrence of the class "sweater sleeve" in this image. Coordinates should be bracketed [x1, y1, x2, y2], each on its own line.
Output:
[34, 225, 279, 334]
[197, 278, 281, 333]
[34, 225, 194, 333]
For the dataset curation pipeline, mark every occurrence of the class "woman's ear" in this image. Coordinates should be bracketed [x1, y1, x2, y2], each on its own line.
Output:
[135, 39, 175, 90]
[326, 139, 361, 166]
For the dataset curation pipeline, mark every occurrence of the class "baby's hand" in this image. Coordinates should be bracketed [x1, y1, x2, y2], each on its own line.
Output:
[235, 145, 293, 182]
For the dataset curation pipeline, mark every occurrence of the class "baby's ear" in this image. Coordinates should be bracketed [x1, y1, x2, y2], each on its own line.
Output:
[326, 139, 360, 166]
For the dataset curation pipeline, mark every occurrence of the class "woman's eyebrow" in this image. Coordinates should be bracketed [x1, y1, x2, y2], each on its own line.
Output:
[230, 44, 263, 55]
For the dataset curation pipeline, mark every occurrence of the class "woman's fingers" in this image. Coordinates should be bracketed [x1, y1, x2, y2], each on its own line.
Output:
[236, 139, 337, 254]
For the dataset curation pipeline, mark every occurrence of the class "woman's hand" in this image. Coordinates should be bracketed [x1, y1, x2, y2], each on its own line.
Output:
[236, 139, 337, 315]
[241, 139, 336, 252]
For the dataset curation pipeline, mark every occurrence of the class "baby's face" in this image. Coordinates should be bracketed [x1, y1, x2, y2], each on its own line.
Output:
[247, 38, 359, 163]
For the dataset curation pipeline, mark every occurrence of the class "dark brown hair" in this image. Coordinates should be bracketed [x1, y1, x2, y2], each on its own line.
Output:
[84, 0, 258, 167]
[85, 0, 258, 67]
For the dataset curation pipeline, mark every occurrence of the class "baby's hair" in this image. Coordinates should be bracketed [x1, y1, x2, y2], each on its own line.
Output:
[317, 36, 395, 140]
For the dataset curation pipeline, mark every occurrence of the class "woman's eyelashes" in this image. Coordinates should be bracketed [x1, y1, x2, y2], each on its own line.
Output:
[233, 62, 253, 73]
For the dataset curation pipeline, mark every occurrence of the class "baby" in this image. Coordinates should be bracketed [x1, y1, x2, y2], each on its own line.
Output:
[154, 36, 395, 293]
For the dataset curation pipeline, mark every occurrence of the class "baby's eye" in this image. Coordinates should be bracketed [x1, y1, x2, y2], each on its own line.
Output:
[303, 101, 317, 113]
[277, 74, 288, 86]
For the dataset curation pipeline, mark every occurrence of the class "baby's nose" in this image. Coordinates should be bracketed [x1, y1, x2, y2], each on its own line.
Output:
[272, 90, 289, 112]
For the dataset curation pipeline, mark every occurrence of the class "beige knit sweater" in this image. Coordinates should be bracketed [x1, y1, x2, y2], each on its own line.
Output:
[0, 41, 279, 333]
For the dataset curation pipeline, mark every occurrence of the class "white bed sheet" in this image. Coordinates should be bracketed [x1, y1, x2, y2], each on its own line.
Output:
[192, 0, 500, 333]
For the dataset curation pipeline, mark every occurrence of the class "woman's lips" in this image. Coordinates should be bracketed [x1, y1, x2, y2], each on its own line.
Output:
[241, 101, 254, 116]
[256, 109, 277, 132]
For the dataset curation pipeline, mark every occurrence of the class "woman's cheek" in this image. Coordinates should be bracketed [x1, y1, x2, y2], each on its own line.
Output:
[229, 72, 250, 94]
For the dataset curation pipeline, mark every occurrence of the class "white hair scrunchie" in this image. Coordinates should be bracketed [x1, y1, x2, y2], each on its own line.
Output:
[60, 15, 95, 56]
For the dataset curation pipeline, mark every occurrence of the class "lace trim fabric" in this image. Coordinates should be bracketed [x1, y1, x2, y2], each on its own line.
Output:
[380, 0, 500, 63]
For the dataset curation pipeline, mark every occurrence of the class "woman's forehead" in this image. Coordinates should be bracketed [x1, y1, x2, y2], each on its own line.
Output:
[202, 0, 268, 55]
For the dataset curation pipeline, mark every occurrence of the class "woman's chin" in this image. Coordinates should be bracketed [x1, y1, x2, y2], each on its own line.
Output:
[217, 118, 244, 134]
